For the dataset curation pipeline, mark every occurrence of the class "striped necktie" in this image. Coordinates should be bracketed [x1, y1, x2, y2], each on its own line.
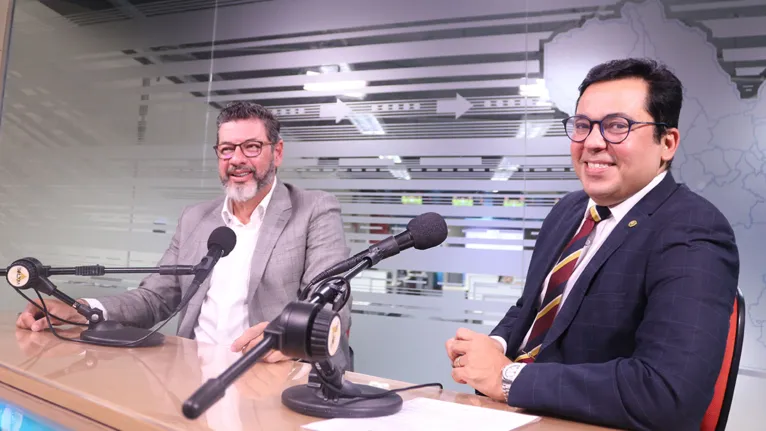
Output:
[515, 205, 611, 363]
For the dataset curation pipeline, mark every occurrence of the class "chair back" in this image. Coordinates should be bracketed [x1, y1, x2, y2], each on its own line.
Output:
[700, 288, 745, 431]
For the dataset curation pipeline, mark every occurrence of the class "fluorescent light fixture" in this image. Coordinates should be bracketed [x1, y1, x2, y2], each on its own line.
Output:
[349, 113, 384, 135]
[519, 78, 550, 98]
[304, 65, 367, 98]
[497, 157, 520, 170]
[303, 78, 368, 97]
[389, 168, 411, 180]
[516, 121, 549, 139]
[464, 229, 523, 251]
[378, 155, 402, 163]
[520, 78, 552, 106]
[492, 157, 520, 181]
[465, 229, 523, 240]
[466, 243, 523, 251]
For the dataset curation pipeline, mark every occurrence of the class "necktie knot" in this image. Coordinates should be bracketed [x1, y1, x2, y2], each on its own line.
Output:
[588, 205, 611, 223]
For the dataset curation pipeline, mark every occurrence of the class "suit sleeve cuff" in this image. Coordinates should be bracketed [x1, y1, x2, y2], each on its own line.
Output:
[490, 336, 508, 355]
[81, 298, 108, 320]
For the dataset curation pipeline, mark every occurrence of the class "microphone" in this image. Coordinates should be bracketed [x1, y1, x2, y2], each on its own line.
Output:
[190, 226, 237, 286]
[183, 214, 449, 420]
[78, 226, 237, 347]
[305, 212, 448, 291]
[5, 226, 237, 348]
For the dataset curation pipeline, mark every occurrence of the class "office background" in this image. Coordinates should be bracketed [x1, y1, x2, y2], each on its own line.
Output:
[0, 0, 763, 429]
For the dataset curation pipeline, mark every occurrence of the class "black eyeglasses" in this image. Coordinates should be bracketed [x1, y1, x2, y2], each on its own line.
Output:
[213, 140, 274, 160]
[562, 114, 668, 144]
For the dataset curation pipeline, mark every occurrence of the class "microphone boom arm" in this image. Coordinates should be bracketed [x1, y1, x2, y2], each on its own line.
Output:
[5, 257, 180, 348]
[34, 276, 105, 325]
[1, 265, 197, 277]
[6, 226, 237, 350]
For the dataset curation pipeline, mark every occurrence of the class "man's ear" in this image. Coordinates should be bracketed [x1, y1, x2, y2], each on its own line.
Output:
[273, 139, 284, 167]
[660, 128, 680, 167]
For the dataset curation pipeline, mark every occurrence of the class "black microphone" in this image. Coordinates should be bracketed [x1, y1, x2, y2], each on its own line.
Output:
[79, 226, 236, 347]
[184, 214, 449, 420]
[6, 226, 237, 348]
[306, 212, 448, 289]
[190, 226, 237, 286]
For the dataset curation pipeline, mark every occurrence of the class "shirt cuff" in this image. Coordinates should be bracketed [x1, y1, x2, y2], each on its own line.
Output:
[490, 336, 507, 355]
[81, 298, 108, 320]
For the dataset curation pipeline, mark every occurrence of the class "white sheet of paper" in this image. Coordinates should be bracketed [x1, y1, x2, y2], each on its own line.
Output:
[301, 397, 540, 431]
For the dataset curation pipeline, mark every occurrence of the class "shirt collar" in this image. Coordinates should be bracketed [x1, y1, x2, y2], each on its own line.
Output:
[586, 171, 667, 224]
[221, 177, 278, 227]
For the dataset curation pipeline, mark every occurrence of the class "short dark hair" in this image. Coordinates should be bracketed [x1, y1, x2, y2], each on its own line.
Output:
[216, 101, 281, 144]
[577, 58, 683, 142]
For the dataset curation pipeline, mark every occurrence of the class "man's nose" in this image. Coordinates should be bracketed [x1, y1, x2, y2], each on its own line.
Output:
[583, 123, 607, 150]
[229, 145, 248, 164]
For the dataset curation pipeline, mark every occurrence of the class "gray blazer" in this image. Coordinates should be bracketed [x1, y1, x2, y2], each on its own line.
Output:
[96, 181, 351, 351]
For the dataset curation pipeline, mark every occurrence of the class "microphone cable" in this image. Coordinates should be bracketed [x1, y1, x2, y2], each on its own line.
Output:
[313, 369, 444, 400]
[13, 284, 196, 348]
[14, 287, 88, 327]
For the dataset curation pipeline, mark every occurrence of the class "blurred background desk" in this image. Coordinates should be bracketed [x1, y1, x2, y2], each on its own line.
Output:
[0, 313, 611, 430]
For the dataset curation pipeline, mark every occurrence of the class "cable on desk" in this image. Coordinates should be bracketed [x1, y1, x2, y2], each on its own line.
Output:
[315, 369, 444, 400]
[15, 288, 188, 348]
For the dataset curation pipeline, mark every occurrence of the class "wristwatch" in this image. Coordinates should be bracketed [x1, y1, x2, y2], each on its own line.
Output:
[501, 363, 525, 403]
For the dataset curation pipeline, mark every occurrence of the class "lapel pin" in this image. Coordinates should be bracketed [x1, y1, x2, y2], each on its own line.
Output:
[628, 220, 638, 228]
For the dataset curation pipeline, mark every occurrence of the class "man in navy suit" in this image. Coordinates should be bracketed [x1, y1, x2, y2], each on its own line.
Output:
[445, 58, 739, 430]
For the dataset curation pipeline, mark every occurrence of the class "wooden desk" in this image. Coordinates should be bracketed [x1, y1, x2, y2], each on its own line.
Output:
[0, 315, 611, 430]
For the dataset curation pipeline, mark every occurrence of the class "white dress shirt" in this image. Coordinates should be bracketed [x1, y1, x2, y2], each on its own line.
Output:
[85, 179, 277, 347]
[193, 182, 276, 431]
[492, 171, 667, 358]
[193, 180, 276, 346]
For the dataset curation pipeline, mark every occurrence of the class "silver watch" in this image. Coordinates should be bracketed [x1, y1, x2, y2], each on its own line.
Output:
[501, 363, 524, 402]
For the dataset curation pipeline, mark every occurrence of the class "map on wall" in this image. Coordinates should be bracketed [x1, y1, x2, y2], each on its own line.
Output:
[543, 0, 766, 370]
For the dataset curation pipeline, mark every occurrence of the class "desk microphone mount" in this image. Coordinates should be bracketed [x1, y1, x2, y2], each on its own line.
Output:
[183, 258, 403, 420]
[4, 257, 197, 347]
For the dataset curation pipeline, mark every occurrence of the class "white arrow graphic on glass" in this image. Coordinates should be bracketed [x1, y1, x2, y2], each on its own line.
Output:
[319, 99, 352, 123]
[436, 93, 472, 119]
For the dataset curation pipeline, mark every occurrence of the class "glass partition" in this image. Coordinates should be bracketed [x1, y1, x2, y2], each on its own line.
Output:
[0, 1, 765, 408]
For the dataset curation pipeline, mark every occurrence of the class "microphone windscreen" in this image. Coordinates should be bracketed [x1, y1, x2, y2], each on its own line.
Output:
[407, 212, 448, 250]
[208, 226, 237, 257]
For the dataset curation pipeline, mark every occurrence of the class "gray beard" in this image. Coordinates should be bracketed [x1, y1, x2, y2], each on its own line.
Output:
[221, 160, 276, 202]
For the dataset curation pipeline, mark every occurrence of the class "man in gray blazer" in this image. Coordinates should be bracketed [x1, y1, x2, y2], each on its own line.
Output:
[16, 101, 351, 365]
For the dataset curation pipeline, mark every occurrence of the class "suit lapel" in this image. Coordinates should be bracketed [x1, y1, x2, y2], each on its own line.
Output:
[245, 181, 292, 322]
[541, 172, 680, 352]
[506, 195, 588, 353]
[532, 199, 589, 298]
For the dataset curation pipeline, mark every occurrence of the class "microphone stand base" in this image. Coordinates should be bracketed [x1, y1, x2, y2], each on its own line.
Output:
[80, 321, 164, 347]
[281, 383, 403, 418]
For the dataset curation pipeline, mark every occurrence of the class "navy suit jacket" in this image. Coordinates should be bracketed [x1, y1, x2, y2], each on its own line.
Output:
[490, 172, 739, 431]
